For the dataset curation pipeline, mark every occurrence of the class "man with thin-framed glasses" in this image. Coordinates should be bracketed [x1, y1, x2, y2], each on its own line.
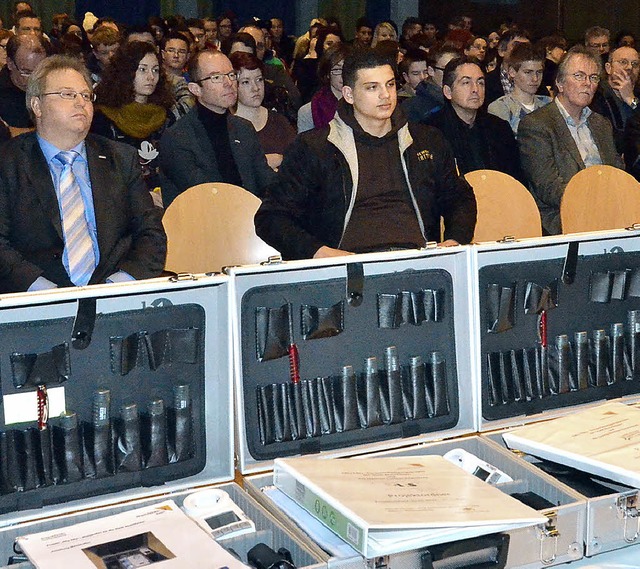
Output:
[159, 49, 275, 207]
[0, 33, 48, 133]
[519, 45, 622, 235]
[0, 55, 167, 292]
[590, 45, 640, 153]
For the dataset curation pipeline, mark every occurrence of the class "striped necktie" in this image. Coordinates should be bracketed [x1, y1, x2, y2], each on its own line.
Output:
[55, 151, 96, 286]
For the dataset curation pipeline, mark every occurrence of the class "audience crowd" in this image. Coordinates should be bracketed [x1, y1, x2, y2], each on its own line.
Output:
[1, 2, 639, 291]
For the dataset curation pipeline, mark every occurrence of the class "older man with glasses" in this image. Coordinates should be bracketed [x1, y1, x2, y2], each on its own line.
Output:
[159, 49, 276, 207]
[0, 33, 48, 133]
[590, 45, 640, 154]
[0, 54, 167, 292]
[519, 45, 623, 235]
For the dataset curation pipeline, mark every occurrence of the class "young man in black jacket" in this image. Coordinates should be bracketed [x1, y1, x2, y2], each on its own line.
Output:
[255, 49, 477, 260]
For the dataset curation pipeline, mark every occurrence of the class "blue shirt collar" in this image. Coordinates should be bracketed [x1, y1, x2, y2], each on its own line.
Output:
[37, 135, 87, 165]
[555, 97, 592, 127]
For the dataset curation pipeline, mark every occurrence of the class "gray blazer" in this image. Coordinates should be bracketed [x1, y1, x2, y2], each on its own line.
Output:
[159, 107, 276, 207]
[518, 100, 623, 234]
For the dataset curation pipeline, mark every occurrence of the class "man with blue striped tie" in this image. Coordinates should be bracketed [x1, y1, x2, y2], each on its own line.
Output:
[0, 55, 167, 292]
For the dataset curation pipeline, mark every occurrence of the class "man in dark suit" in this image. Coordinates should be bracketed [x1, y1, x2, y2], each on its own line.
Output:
[0, 55, 167, 293]
[159, 49, 276, 207]
[519, 45, 623, 235]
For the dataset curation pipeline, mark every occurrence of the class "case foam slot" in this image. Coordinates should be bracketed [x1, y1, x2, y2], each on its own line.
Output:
[242, 268, 459, 461]
[0, 304, 206, 513]
[255, 352, 450, 447]
[479, 250, 640, 421]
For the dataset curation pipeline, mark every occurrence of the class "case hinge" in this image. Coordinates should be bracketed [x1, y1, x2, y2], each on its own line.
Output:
[625, 223, 640, 231]
[260, 255, 283, 265]
[169, 272, 198, 282]
[616, 491, 640, 543]
[538, 510, 559, 565]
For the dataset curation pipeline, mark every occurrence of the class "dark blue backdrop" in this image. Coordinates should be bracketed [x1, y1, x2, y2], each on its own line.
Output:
[75, 0, 160, 26]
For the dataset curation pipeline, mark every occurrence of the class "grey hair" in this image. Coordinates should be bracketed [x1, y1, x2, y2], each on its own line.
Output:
[556, 44, 602, 84]
[26, 54, 93, 121]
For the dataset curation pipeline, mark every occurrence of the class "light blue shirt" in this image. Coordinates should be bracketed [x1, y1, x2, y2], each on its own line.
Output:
[28, 137, 132, 291]
[555, 98, 602, 167]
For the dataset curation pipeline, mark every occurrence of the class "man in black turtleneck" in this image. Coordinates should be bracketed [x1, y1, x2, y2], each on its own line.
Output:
[255, 49, 476, 261]
[159, 49, 276, 207]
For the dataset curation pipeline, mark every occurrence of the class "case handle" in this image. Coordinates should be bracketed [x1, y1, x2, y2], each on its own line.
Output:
[71, 298, 97, 350]
[420, 534, 509, 569]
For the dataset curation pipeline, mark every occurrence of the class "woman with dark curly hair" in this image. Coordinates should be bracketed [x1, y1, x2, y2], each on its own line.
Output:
[92, 41, 175, 198]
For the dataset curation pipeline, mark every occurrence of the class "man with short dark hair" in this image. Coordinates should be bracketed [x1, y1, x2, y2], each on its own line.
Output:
[159, 49, 276, 206]
[14, 10, 41, 36]
[160, 31, 194, 119]
[352, 17, 373, 49]
[398, 49, 429, 100]
[519, 46, 622, 234]
[403, 45, 458, 122]
[400, 17, 422, 51]
[87, 26, 120, 85]
[186, 18, 205, 50]
[0, 55, 167, 292]
[484, 27, 531, 106]
[428, 55, 521, 179]
[255, 48, 476, 260]
[0, 33, 48, 132]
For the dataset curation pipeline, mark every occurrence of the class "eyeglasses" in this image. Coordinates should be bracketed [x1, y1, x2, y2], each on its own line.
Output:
[41, 89, 96, 102]
[0, 43, 7, 50]
[613, 59, 640, 69]
[433, 66, 446, 72]
[196, 71, 238, 84]
[588, 42, 609, 49]
[14, 64, 35, 77]
[164, 47, 188, 56]
[570, 71, 600, 84]
[330, 66, 343, 76]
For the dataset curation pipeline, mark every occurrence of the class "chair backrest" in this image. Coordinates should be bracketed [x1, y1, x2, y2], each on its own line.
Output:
[162, 183, 279, 274]
[560, 165, 640, 233]
[464, 170, 542, 242]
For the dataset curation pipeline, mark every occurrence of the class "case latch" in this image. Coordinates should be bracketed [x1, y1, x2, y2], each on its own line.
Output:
[424, 241, 438, 249]
[498, 235, 516, 243]
[538, 511, 559, 565]
[625, 223, 640, 231]
[366, 556, 389, 569]
[616, 491, 640, 542]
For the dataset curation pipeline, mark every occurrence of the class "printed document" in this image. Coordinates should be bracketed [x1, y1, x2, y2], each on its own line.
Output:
[503, 401, 640, 488]
[274, 455, 547, 557]
[16, 499, 250, 569]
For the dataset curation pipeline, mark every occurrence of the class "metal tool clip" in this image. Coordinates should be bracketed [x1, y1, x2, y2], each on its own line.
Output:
[538, 511, 559, 565]
[617, 492, 640, 543]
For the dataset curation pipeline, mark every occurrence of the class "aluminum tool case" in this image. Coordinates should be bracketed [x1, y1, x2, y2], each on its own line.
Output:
[0, 276, 326, 569]
[229, 247, 589, 568]
[228, 247, 476, 475]
[471, 229, 640, 557]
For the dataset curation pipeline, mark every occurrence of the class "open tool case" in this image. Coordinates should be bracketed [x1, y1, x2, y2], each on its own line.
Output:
[231, 248, 588, 569]
[228, 248, 476, 474]
[0, 277, 325, 569]
[472, 229, 640, 558]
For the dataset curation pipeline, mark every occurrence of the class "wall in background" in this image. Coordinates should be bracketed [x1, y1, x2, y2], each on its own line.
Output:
[1, 0, 638, 43]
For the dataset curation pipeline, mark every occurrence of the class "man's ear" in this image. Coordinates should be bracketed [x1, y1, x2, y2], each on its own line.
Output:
[402, 72, 409, 84]
[188, 82, 201, 98]
[427, 65, 435, 79]
[507, 65, 517, 80]
[555, 78, 564, 94]
[442, 84, 453, 101]
[604, 61, 612, 76]
[30, 95, 42, 119]
[342, 85, 354, 104]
